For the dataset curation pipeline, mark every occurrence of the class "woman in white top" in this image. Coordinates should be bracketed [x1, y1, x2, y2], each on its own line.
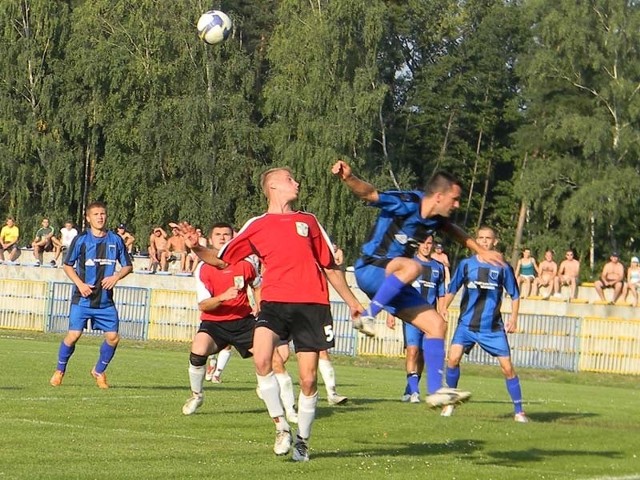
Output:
[624, 256, 640, 307]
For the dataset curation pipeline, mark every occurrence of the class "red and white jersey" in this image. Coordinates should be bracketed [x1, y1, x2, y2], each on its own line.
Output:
[194, 259, 257, 322]
[218, 212, 336, 305]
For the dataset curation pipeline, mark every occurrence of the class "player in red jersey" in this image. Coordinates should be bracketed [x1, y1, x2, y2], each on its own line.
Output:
[181, 222, 297, 422]
[177, 167, 364, 462]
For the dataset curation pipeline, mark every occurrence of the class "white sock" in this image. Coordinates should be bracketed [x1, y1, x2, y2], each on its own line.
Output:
[275, 372, 296, 413]
[297, 391, 318, 440]
[256, 372, 289, 431]
[188, 364, 205, 395]
[318, 358, 337, 397]
[214, 348, 232, 375]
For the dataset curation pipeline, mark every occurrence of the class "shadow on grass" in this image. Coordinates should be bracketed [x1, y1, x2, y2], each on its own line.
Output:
[481, 447, 622, 466]
[505, 411, 598, 423]
[313, 438, 485, 459]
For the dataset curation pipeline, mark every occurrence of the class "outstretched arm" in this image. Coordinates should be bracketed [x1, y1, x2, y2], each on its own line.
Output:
[331, 160, 379, 203]
[173, 221, 227, 268]
[443, 222, 504, 266]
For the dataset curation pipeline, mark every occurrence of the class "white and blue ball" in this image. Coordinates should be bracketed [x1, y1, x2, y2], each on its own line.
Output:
[197, 10, 232, 45]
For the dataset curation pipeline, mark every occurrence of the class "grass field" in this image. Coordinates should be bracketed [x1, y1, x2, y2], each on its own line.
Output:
[1, 331, 639, 480]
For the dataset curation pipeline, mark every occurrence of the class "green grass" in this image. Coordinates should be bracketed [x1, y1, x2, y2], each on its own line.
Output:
[1, 331, 639, 480]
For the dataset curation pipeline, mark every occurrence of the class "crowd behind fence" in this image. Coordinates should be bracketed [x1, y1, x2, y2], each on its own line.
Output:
[1, 279, 639, 375]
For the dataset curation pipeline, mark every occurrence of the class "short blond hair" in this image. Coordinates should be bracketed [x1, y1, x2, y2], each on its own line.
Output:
[260, 167, 293, 198]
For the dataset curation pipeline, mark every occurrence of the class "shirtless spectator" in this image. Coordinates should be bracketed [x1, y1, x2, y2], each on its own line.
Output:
[532, 250, 558, 299]
[594, 252, 625, 304]
[0, 216, 20, 262]
[165, 225, 188, 273]
[431, 242, 451, 286]
[52, 220, 78, 266]
[116, 224, 136, 254]
[553, 249, 580, 301]
[186, 227, 208, 273]
[148, 226, 168, 272]
[623, 256, 640, 307]
[31, 217, 55, 265]
[515, 248, 538, 298]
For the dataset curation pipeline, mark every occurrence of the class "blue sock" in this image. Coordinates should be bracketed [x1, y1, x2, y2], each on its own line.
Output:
[406, 372, 420, 395]
[94, 341, 117, 374]
[506, 376, 524, 414]
[365, 274, 405, 317]
[445, 366, 460, 388]
[423, 338, 445, 394]
[56, 342, 75, 372]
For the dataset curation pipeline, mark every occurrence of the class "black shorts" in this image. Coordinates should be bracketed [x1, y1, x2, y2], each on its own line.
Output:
[197, 316, 256, 358]
[257, 301, 335, 352]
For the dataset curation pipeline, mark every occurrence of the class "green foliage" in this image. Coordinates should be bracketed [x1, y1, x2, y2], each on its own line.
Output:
[1, 0, 639, 264]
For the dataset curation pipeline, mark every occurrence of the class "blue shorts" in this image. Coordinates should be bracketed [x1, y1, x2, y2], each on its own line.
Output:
[451, 325, 511, 357]
[403, 322, 424, 348]
[355, 264, 432, 316]
[68, 304, 119, 333]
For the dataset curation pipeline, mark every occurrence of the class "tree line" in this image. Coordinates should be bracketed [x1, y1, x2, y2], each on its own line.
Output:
[1, 0, 639, 277]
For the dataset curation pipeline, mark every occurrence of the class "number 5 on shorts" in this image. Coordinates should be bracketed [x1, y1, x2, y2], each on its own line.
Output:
[323, 325, 334, 342]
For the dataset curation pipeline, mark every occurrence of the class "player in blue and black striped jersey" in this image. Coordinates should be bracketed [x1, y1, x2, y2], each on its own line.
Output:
[333, 160, 503, 408]
[442, 226, 528, 422]
[400, 235, 446, 403]
[50, 201, 133, 389]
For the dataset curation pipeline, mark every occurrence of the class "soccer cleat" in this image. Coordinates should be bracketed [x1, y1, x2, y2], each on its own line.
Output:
[205, 364, 215, 382]
[211, 374, 222, 384]
[50, 370, 64, 387]
[49, 260, 57, 267]
[182, 393, 204, 415]
[401, 393, 411, 402]
[328, 394, 348, 405]
[425, 387, 471, 408]
[273, 430, 292, 456]
[292, 436, 310, 462]
[353, 315, 376, 337]
[285, 409, 299, 424]
[441, 404, 455, 417]
[90, 368, 109, 389]
[409, 392, 421, 404]
[514, 412, 529, 423]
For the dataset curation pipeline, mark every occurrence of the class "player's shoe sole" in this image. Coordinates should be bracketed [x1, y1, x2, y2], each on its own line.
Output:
[425, 387, 471, 408]
[328, 394, 348, 405]
[353, 315, 376, 337]
[274, 430, 292, 456]
[90, 368, 109, 389]
[182, 394, 204, 415]
[50, 370, 64, 387]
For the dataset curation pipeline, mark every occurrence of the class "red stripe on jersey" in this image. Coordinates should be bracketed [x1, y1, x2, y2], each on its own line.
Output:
[219, 212, 334, 304]
[196, 260, 256, 321]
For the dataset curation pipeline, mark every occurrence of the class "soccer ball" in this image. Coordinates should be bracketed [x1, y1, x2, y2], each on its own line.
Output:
[197, 10, 232, 45]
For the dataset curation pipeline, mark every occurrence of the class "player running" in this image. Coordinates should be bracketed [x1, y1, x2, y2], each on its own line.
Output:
[397, 235, 446, 403]
[442, 226, 528, 422]
[332, 160, 503, 407]
[182, 222, 297, 423]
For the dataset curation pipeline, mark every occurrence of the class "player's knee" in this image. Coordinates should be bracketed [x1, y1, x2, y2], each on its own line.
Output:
[190, 352, 208, 367]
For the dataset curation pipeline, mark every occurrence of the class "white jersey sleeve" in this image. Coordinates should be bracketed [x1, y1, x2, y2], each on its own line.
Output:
[194, 262, 213, 303]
